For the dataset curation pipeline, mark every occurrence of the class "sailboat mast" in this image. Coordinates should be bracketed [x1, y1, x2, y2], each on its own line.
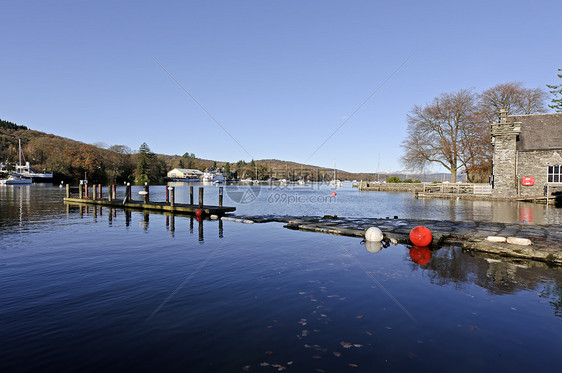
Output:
[18, 138, 22, 167]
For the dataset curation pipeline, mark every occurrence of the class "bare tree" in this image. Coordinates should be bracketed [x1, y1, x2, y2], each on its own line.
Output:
[402, 89, 479, 183]
[480, 82, 548, 122]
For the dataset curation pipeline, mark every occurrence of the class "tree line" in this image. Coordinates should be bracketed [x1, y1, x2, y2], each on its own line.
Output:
[401, 71, 562, 183]
[1, 126, 348, 184]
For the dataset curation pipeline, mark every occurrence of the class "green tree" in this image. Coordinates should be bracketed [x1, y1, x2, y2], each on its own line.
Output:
[387, 176, 401, 183]
[178, 158, 185, 168]
[136, 142, 153, 184]
[182, 152, 196, 168]
[213, 161, 217, 169]
[224, 162, 231, 179]
[547, 68, 562, 112]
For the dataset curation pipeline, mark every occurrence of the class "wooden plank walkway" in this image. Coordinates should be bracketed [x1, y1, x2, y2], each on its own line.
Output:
[63, 197, 235, 215]
[63, 183, 235, 215]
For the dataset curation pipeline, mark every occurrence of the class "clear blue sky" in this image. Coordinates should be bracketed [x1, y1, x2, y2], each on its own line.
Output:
[2, 0, 560, 173]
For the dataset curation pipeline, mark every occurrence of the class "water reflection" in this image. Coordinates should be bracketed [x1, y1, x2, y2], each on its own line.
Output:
[64, 203, 226, 242]
[409, 246, 432, 265]
[411, 246, 562, 317]
[2, 185, 562, 228]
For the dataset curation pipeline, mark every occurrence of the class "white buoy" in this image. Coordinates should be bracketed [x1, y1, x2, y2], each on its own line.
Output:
[365, 227, 383, 242]
[365, 240, 383, 253]
[210, 215, 218, 220]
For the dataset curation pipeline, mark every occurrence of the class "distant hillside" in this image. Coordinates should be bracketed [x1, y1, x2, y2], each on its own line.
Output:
[1, 118, 455, 183]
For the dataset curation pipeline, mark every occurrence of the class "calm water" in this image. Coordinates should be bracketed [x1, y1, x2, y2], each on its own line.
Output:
[1, 185, 562, 372]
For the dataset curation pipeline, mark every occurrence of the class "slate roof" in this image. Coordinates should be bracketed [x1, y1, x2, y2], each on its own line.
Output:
[509, 113, 562, 151]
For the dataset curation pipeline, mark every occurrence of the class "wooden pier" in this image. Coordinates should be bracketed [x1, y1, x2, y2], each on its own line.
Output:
[63, 183, 235, 215]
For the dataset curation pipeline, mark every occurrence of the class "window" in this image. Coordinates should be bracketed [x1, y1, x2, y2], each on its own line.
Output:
[548, 165, 561, 183]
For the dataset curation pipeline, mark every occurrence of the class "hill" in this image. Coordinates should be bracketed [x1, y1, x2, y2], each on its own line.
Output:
[1, 118, 448, 183]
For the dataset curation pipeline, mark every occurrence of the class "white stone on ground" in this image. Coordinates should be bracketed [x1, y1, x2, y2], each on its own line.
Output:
[486, 236, 507, 243]
[507, 237, 532, 246]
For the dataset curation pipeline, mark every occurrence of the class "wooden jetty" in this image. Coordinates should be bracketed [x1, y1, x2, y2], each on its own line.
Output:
[63, 183, 235, 215]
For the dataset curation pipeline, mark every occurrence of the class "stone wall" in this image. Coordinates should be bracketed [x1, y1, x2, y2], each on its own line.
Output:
[517, 150, 562, 196]
[359, 182, 424, 192]
[492, 133, 518, 197]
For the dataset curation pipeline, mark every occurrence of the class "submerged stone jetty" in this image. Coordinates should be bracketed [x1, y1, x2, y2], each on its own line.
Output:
[231, 215, 562, 265]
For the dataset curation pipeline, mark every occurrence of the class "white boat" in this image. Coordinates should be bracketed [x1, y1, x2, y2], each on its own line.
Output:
[0, 139, 39, 185]
[330, 164, 342, 188]
[0, 174, 32, 185]
[330, 179, 343, 188]
[15, 162, 53, 181]
[201, 171, 225, 183]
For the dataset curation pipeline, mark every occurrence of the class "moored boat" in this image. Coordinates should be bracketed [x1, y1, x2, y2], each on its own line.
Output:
[0, 174, 33, 185]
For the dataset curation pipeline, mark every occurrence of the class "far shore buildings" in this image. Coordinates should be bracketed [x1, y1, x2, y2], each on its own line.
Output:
[166, 168, 203, 180]
[491, 110, 562, 197]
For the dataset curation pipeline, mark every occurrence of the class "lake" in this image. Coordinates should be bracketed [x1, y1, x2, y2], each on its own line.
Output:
[1, 184, 562, 372]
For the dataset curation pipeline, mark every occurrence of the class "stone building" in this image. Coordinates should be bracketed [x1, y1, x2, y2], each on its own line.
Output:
[491, 110, 562, 197]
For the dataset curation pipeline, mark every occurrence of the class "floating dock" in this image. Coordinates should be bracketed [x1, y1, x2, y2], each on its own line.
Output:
[63, 183, 235, 215]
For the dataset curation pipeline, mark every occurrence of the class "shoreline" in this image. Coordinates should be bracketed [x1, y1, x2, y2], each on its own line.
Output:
[229, 214, 562, 265]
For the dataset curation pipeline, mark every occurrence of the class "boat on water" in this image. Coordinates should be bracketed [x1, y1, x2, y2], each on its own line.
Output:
[13, 162, 53, 182]
[0, 174, 32, 185]
[330, 179, 343, 188]
[330, 164, 342, 188]
[201, 170, 225, 184]
[0, 139, 53, 183]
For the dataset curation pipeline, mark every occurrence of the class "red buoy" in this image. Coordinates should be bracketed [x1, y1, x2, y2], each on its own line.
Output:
[409, 226, 432, 246]
[409, 246, 431, 265]
[195, 209, 203, 217]
[331, 192, 337, 196]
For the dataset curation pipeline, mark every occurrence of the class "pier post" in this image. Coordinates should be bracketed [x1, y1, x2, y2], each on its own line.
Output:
[166, 185, 169, 203]
[66, 184, 70, 198]
[143, 183, 149, 204]
[126, 183, 131, 202]
[108, 185, 112, 201]
[199, 187, 204, 208]
[85, 184, 88, 199]
[219, 187, 223, 207]
[170, 187, 175, 207]
[79, 183, 83, 199]
[112, 185, 116, 201]
[92, 184, 97, 200]
[190, 186, 194, 205]
[98, 184, 102, 199]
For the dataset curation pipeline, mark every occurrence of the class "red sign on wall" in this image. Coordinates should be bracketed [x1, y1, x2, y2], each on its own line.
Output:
[522, 177, 535, 186]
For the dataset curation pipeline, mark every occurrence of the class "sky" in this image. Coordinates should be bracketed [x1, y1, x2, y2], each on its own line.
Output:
[1, 0, 561, 173]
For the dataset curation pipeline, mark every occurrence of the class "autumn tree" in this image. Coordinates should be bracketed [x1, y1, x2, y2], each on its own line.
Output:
[402, 89, 479, 183]
[547, 68, 562, 112]
[61, 144, 105, 182]
[106, 145, 134, 183]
